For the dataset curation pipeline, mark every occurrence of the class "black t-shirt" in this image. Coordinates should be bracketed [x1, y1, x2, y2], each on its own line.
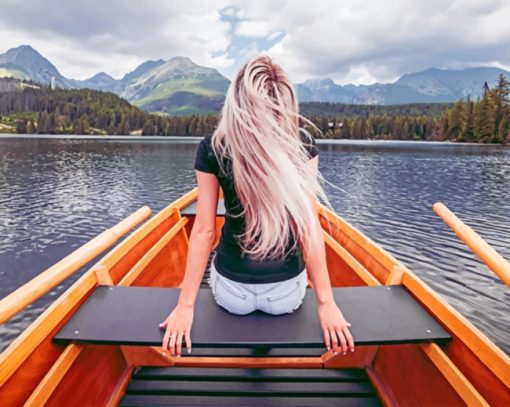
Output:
[194, 130, 319, 284]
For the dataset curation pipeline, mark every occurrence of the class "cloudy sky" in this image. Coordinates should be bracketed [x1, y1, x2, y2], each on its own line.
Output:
[1, 0, 509, 84]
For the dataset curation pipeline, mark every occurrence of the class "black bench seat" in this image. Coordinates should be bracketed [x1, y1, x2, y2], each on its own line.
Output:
[53, 285, 451, 348]
[180, 199, 226, 216]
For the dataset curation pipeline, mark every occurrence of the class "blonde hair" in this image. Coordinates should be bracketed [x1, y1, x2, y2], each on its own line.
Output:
[211, 54, 333, 261]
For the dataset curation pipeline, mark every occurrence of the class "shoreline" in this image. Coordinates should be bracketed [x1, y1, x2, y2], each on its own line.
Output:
[0, 134, 507, 148]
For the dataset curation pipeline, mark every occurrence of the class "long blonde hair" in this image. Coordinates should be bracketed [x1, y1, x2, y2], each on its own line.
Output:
[211, 54, 332, 261]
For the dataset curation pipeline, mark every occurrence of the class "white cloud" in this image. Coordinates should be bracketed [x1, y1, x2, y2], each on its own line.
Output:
[231, 0, 510, 83]
[266, 31, 283, 42]
[0, 0, 509, 83]
[235, 20, 272, 38]
[0, 0, 235, 79]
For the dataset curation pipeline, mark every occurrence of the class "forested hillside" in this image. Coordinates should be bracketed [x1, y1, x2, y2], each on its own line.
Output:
[0, 75, 508, 143]
[0, 83, 150, 134]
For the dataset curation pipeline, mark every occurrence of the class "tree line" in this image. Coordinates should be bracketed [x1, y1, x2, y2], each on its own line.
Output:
[142, 74, 509, 143]
[300, 74, 509, 143]
[1, 75, 508, 143]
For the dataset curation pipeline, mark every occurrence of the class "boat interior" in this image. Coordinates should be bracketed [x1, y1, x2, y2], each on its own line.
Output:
[0, 188, 508, 406]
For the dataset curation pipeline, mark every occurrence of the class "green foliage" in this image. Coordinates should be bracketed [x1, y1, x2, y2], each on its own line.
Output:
[299, 102, 452, 118]
[0, 84, 151, 135]
[1, 75, 508, 143]
[442, 73, 510, 144]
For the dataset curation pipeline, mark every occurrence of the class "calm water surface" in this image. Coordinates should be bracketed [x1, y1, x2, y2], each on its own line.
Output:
[0, 137, 509, 355]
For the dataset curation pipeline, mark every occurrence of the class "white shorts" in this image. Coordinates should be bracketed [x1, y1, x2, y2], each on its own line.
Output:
[208, 255, 308, 315]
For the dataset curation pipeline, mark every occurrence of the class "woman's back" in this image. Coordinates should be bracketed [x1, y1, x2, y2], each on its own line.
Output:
[194, 129, 319, 284]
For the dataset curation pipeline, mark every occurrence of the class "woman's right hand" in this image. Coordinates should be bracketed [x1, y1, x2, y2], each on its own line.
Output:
[159, 304, 195, 357]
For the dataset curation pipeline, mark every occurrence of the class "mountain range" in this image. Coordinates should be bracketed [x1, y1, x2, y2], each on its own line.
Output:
[1, 45, 508, 114]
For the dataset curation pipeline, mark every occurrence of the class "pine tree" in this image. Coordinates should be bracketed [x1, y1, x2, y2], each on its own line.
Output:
[462, 96, 475, 142]
[448, 100, 465, 140]
[474, 93, 493, 142]
[491, 74, 510, 143]
[497, 112, 509, 144]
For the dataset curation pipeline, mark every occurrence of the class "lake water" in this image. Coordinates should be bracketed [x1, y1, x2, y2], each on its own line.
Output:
[0, 137, 509, 355]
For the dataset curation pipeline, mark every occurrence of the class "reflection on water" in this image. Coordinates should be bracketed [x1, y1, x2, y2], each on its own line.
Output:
[0, 137, 509, 355]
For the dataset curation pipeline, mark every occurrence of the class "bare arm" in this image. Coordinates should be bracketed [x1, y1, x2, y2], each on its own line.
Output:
[177, 171, 219, 308]
[301, 157, 335, 305]
[301, 155, 355, 355]
[159, 170, 219, 356]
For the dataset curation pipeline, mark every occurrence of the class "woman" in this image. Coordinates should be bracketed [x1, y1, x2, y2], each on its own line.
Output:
[159, 55, 354, 359]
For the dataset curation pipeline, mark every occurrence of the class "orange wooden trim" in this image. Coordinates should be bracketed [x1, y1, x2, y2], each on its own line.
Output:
[24, 343, 84, 406]
[0, 272, 97, 387]
[433, 202, 510, 287]
[120, 345, 176, 367]
[94, 265, 114, 285]
[174, 187, 199, 212]
[0, 191, 195, 389]
[119, 217, 189, 286]
[323, 230, 381, 286]
[119, 346, 323, 368]
[322, 345, 379, 368]
[385, 265, 405, 285]
[175, 208, 189, 245]
[402, 271, 510, 388]
[365, 365, 398, 407]
[0, 206, 151, 324]
[99, 204, 178, 270]
[420, 343, 490, 406]
[105, 364, 135, 407]
[317, 205, 397, 272]
[173, 357, 324, 369]
[94, 188, 196, 275]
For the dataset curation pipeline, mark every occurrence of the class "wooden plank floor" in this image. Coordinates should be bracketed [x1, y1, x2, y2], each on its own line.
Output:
[119, 366, 382, 406]
[200, 250, 216, 288]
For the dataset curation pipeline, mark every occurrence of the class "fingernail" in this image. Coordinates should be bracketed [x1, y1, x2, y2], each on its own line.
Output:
[162, 351, 166, 356]
[177, 354, 181, 357]
[343, 352, 346, 355]
[333, 350, 337, 355]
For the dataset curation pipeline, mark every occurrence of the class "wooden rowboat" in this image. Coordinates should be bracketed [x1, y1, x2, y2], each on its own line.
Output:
[0, 187, 508, 406]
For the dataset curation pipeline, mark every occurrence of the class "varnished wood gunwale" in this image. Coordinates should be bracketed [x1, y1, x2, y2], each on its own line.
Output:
[323, 229, 380, 286]
[118, 214, 188, 286]
[0, 190, 198, 405]
[24, 343, 84, 406]
[421, 342, 489, 406]
[0, 205, 151, 324]
[318, 200, 510, 405]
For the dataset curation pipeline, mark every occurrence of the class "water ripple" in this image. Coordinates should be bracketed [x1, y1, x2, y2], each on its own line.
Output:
[0, 138, 508, 356]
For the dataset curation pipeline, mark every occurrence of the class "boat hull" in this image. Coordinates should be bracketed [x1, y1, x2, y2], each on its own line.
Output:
[0, 188, 508, 406]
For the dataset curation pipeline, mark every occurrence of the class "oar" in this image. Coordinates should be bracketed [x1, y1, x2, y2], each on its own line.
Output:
[433, 202, 510, 287]
[0, 206, 152, 323]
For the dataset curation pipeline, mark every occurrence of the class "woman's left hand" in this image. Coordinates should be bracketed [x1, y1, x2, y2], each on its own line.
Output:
[317, 300, 355, 355]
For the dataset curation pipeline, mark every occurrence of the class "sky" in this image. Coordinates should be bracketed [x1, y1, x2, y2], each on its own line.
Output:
[0, 0, 509, 85]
